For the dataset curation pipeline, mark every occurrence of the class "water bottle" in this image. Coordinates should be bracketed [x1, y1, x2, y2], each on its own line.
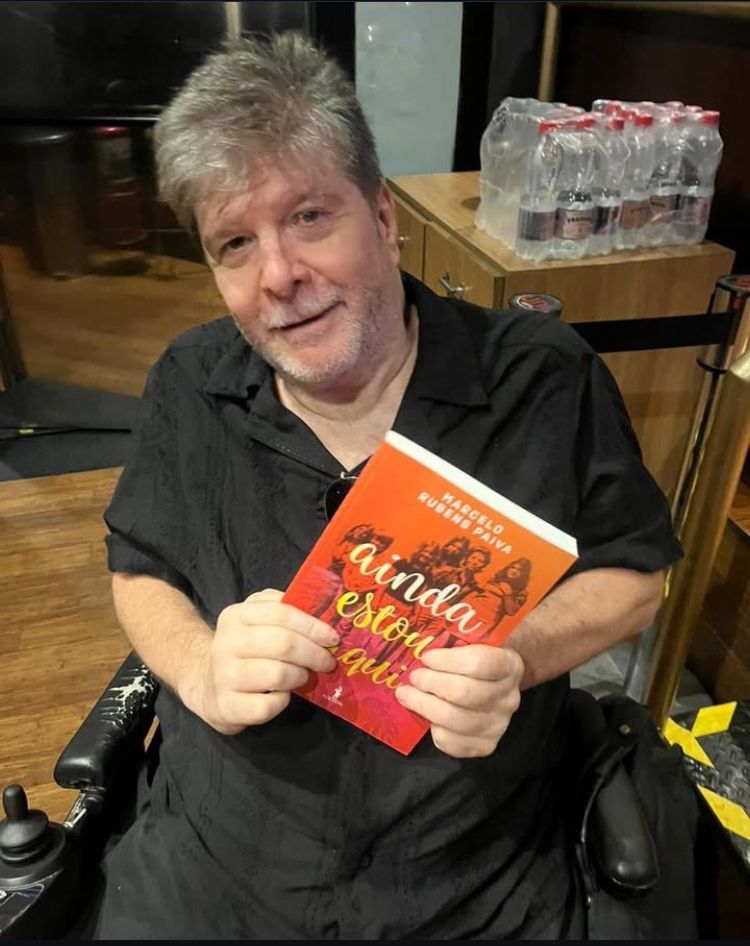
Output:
[553, 117, 596, 260]
[515, 120, 562, 261]
[618, 111, 656, 249]
[479, 98, 574, 247]
[592, 98, 622, 114]
[645, 111, 682, 246]
[674, 110, 723, 245]
[589, 115, 628, 256]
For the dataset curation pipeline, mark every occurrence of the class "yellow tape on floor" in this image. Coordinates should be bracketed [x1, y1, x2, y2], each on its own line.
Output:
[698, 787, 750, 842]
[662, 718, 713, 767]
[691, 702, 737, 738]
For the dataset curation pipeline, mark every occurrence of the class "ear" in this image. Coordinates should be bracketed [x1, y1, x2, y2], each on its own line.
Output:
[374, 183, 400, 266]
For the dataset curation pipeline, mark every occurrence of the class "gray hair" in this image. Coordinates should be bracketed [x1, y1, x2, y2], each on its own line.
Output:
[153, 32, 383, 229]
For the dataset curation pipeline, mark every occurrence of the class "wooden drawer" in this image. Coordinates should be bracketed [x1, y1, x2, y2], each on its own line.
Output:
[392, 192, 426, 281]
[423, 221, 504, 309]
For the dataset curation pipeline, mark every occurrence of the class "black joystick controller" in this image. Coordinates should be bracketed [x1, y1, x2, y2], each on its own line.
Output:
[0, 784, 51, 865]
[0, 784, 68, 888]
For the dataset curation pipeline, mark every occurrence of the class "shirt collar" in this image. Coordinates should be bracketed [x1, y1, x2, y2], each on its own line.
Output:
[203, 272, 490, 407]
[402, 272, 489, 408]
[203, 328, 269, 399]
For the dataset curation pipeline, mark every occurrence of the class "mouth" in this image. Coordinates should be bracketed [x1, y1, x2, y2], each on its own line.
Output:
[276, 302, 340, 334]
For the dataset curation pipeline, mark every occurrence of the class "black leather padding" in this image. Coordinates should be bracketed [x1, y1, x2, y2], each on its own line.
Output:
[567, 688, 659, 894]
[53, 652, 160, 792]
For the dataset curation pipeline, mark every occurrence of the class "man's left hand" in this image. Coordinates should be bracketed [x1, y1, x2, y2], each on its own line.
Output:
[394, 645, 524, 758]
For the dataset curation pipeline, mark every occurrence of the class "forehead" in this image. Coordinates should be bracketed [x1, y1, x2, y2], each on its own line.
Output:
[195, 151, 361, 235]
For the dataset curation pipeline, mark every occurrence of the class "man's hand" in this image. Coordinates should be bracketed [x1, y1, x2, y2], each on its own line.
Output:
[394, 645, 524, 758]
[180, 589, 339, 735]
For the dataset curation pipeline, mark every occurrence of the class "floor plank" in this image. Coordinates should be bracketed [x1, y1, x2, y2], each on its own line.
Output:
[0, 468, 131, 824]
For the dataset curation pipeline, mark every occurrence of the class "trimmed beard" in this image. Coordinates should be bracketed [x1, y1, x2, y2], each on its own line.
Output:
[233, 283, 391, 387]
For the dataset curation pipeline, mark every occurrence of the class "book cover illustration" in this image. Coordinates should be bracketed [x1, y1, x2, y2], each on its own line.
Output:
[283, 431, 578, 754]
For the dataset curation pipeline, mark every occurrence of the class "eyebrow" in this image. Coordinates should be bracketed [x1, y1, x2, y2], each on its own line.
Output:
[213, 190, 344, 234]
[201, 189, 345, 257]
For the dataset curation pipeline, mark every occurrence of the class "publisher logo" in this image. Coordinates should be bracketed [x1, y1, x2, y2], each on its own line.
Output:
[324, 685, 344, 706]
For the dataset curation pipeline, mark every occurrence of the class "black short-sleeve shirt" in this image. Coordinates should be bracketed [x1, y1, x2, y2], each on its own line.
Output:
[97, 273, 681, 939]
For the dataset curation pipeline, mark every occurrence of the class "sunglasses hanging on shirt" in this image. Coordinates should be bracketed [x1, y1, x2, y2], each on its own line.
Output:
[323, 473, 358, 522]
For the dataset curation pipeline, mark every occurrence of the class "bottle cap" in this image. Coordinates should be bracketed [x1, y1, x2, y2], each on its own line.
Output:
[576, 115, 597, 129]
[608, 117, 624, 131]
[620, 108, 638, 122]
[634, 112, 654, 127]
[700, 110, 720, 125]
[538, 120, 559, 134]
[604, 102, 622, 115]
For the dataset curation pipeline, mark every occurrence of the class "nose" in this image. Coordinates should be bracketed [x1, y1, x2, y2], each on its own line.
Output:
[258, 234, 307, 301]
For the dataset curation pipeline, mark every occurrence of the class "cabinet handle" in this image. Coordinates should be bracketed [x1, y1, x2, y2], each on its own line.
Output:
[439, 272, 468, 299]
[397, 234, 411, 248]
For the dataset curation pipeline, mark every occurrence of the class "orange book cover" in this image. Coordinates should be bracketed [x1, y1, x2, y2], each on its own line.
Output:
[283, 431, 578, 754]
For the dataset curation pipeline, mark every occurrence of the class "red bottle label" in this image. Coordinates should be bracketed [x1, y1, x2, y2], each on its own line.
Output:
[556, 208, 592, 240]
[620, 199, 651, 230]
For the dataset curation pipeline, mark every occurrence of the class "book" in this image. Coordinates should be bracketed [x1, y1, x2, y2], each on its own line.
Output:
[282, 430, 578, 754]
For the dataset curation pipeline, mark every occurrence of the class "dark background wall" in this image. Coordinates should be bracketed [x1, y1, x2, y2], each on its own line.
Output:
[553, 3, 750, 272]
[454, 2, 546, 171]
[455, 1, 747, 272]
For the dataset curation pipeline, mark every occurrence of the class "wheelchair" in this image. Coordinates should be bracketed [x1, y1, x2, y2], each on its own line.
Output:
[0, 650, 716, 940]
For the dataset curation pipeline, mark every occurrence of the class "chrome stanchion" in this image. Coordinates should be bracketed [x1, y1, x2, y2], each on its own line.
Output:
[644, 347, 750, 727]
[623, 275, 750, 703]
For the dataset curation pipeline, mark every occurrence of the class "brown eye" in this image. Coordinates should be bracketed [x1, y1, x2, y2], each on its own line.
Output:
[224, 236, 248, 254]
[298, 209, 324, 225]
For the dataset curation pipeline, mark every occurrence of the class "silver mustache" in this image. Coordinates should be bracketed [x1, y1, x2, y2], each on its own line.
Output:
[265, 296, 341, 329]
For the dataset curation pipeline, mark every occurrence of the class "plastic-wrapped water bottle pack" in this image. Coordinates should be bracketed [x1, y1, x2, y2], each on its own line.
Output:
[477, 97, 723, 261]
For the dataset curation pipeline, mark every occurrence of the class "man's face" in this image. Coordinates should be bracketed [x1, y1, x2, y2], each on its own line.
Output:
[195, 153, 402, 388]
[442, 540, 465, 564]
[465, 552, 487, 573]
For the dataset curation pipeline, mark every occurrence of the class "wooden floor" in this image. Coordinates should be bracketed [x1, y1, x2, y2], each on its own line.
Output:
[1, 240, 224, 824]
[3, 243, 224, 396]
[0, 468, 130, 824]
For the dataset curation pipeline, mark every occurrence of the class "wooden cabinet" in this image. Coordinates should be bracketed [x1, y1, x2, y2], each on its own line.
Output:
[388, 171, 736, 501]
[689, 482, 750, 701]
[423, 221, 504, 309]
[392, 193, 426, 282]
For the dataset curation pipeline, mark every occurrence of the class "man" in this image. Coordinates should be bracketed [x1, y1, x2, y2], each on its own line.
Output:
[96, 33, 681, 938]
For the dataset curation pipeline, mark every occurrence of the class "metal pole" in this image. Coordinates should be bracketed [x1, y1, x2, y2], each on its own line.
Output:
[623, 277, 750, 701]
[645, 349, 750, 727]
[537, 3, 561, 102]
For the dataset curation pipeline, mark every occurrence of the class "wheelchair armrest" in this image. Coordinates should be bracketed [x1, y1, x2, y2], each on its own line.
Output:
[53, 652, 160, 794]
[588, 757, 660, 893]
[568, 688, 659, 895]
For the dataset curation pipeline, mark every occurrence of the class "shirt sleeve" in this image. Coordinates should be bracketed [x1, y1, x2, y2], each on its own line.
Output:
[103, 350, 198, 599]
[567, 351, 683, 577]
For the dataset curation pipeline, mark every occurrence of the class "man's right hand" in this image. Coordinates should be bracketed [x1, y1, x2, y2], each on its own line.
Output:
[180, 588, 340, 735]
